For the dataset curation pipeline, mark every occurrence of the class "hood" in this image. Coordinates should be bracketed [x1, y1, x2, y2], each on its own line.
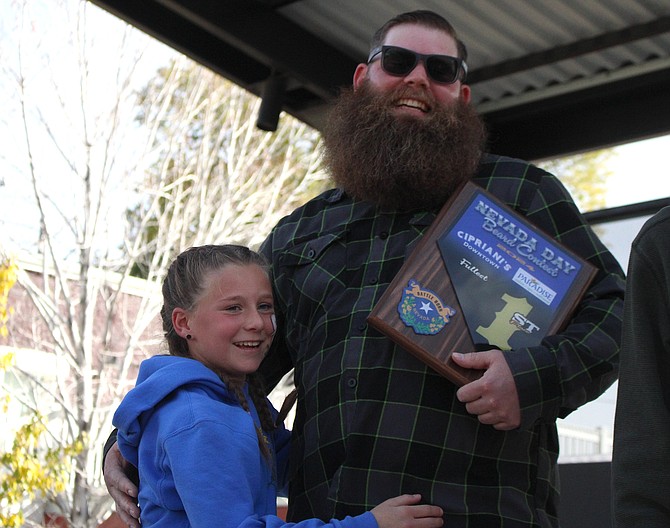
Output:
[113, 355, 233, 458]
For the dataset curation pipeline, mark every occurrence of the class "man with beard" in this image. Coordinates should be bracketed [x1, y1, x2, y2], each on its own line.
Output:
[104, 10, 624, 528]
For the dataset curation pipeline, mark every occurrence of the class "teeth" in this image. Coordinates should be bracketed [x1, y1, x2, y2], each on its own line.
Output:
[236, 341, 260, 347]
[397, 98, 429, 112]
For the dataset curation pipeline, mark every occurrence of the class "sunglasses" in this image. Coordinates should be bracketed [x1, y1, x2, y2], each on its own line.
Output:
[367, 45, 467, 84]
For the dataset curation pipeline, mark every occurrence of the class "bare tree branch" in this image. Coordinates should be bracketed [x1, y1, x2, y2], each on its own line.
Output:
[2, 1, 327, 525]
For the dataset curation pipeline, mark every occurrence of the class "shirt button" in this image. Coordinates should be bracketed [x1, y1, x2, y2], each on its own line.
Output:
[369, 277, 378, 284]
[307, 248, 316, 258]
[347, 378, 357, 388]
[379, 232, 389, 239]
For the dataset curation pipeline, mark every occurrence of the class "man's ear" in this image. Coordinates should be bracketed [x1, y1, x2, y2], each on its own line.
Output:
[460, 83, 471, 104]
[353, 63, 368, 91]
[172, 308, 191, 339]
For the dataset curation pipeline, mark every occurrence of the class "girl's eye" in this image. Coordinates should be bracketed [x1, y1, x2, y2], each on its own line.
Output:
[258, 303, 274, 313]
[224, 305, 242, 313]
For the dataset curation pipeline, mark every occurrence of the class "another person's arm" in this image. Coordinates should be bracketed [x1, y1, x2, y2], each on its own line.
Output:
[103, 440, 140, 527]
[612, 209, 670, 527]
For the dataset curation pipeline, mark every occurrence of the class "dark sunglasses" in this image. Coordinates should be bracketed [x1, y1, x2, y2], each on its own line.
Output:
[367, 45, 467, 84]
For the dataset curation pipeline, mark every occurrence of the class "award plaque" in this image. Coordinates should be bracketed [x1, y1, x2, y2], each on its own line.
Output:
[367, 181, 597, 386]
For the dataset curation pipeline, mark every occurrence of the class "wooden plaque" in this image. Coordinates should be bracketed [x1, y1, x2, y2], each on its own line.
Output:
[367, 181, 597, 386]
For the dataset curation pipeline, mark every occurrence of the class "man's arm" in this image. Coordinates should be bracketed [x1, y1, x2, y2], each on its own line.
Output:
[475, 160, 625, 428]
[103, 433, 141, 527]
[507, 265, 622, 428]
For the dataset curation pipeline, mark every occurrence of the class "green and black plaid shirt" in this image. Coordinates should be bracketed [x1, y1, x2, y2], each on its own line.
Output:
[259, 154, 624, 527]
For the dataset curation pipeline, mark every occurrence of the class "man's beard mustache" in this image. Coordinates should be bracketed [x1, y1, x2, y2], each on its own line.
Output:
[322, 81, 488, 211]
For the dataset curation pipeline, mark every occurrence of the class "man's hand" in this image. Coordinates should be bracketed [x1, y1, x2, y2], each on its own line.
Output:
[103, 442, 141, 527]
[452, 350, 521, 430]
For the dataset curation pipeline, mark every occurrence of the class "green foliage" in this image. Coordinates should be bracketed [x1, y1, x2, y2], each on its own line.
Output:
[538, 149, 616, 212]
[0, 259, 17, 338]
[0, 258, 17, 416]
[0, 412, 82, 527]
[0, 265, 81, 526]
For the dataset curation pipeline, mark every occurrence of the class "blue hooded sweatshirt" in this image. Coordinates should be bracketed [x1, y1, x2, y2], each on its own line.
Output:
[113, 355, 377, 528]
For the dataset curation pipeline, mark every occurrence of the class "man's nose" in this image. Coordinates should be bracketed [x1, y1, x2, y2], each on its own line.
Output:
[402, 60, 430, 86]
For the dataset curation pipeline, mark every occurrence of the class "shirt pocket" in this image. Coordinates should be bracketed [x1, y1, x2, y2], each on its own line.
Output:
[274, 229, 349, 342]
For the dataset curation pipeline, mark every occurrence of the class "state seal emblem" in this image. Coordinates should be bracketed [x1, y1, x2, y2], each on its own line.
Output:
[397, 279, 456, 335]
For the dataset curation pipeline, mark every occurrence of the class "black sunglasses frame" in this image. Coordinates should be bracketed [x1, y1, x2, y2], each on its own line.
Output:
[367, 45, 468, 84]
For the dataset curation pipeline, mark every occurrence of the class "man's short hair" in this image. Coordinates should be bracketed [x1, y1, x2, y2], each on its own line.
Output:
[370, 10, 468, 62]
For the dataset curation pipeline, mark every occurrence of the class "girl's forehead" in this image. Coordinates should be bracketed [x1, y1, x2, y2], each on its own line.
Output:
[201, 264, 270, 296]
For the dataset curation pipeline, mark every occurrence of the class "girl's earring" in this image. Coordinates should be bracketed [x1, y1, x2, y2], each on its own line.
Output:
[186, 334, 192, 340]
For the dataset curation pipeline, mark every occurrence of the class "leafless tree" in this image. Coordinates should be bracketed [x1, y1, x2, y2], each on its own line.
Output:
[0, 1, 326, 525]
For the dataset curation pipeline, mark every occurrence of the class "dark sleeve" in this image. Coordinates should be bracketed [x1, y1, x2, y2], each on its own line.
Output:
[102, 428, 119, 472]
[102, 428, 139, 486]
[612, 210, 670, 527]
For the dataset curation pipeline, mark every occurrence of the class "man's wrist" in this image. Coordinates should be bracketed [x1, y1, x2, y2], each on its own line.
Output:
[102, 429, 119, 474]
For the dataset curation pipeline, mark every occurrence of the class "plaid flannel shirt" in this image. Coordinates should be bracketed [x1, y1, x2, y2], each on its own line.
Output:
[259, 153, 624, 527]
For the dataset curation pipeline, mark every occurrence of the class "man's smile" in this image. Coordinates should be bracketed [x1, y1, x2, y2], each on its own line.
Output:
[395, 97, 430, 112]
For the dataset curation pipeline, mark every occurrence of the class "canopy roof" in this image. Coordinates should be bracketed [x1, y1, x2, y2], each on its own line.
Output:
[91, 0, 670, 161]
[90, 0, 670, 221]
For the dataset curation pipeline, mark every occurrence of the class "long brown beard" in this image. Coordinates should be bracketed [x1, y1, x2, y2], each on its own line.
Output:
[322, 81, 487, 211]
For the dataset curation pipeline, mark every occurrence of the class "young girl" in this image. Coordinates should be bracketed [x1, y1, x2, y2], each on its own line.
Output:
[112, 245, 443, 528]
